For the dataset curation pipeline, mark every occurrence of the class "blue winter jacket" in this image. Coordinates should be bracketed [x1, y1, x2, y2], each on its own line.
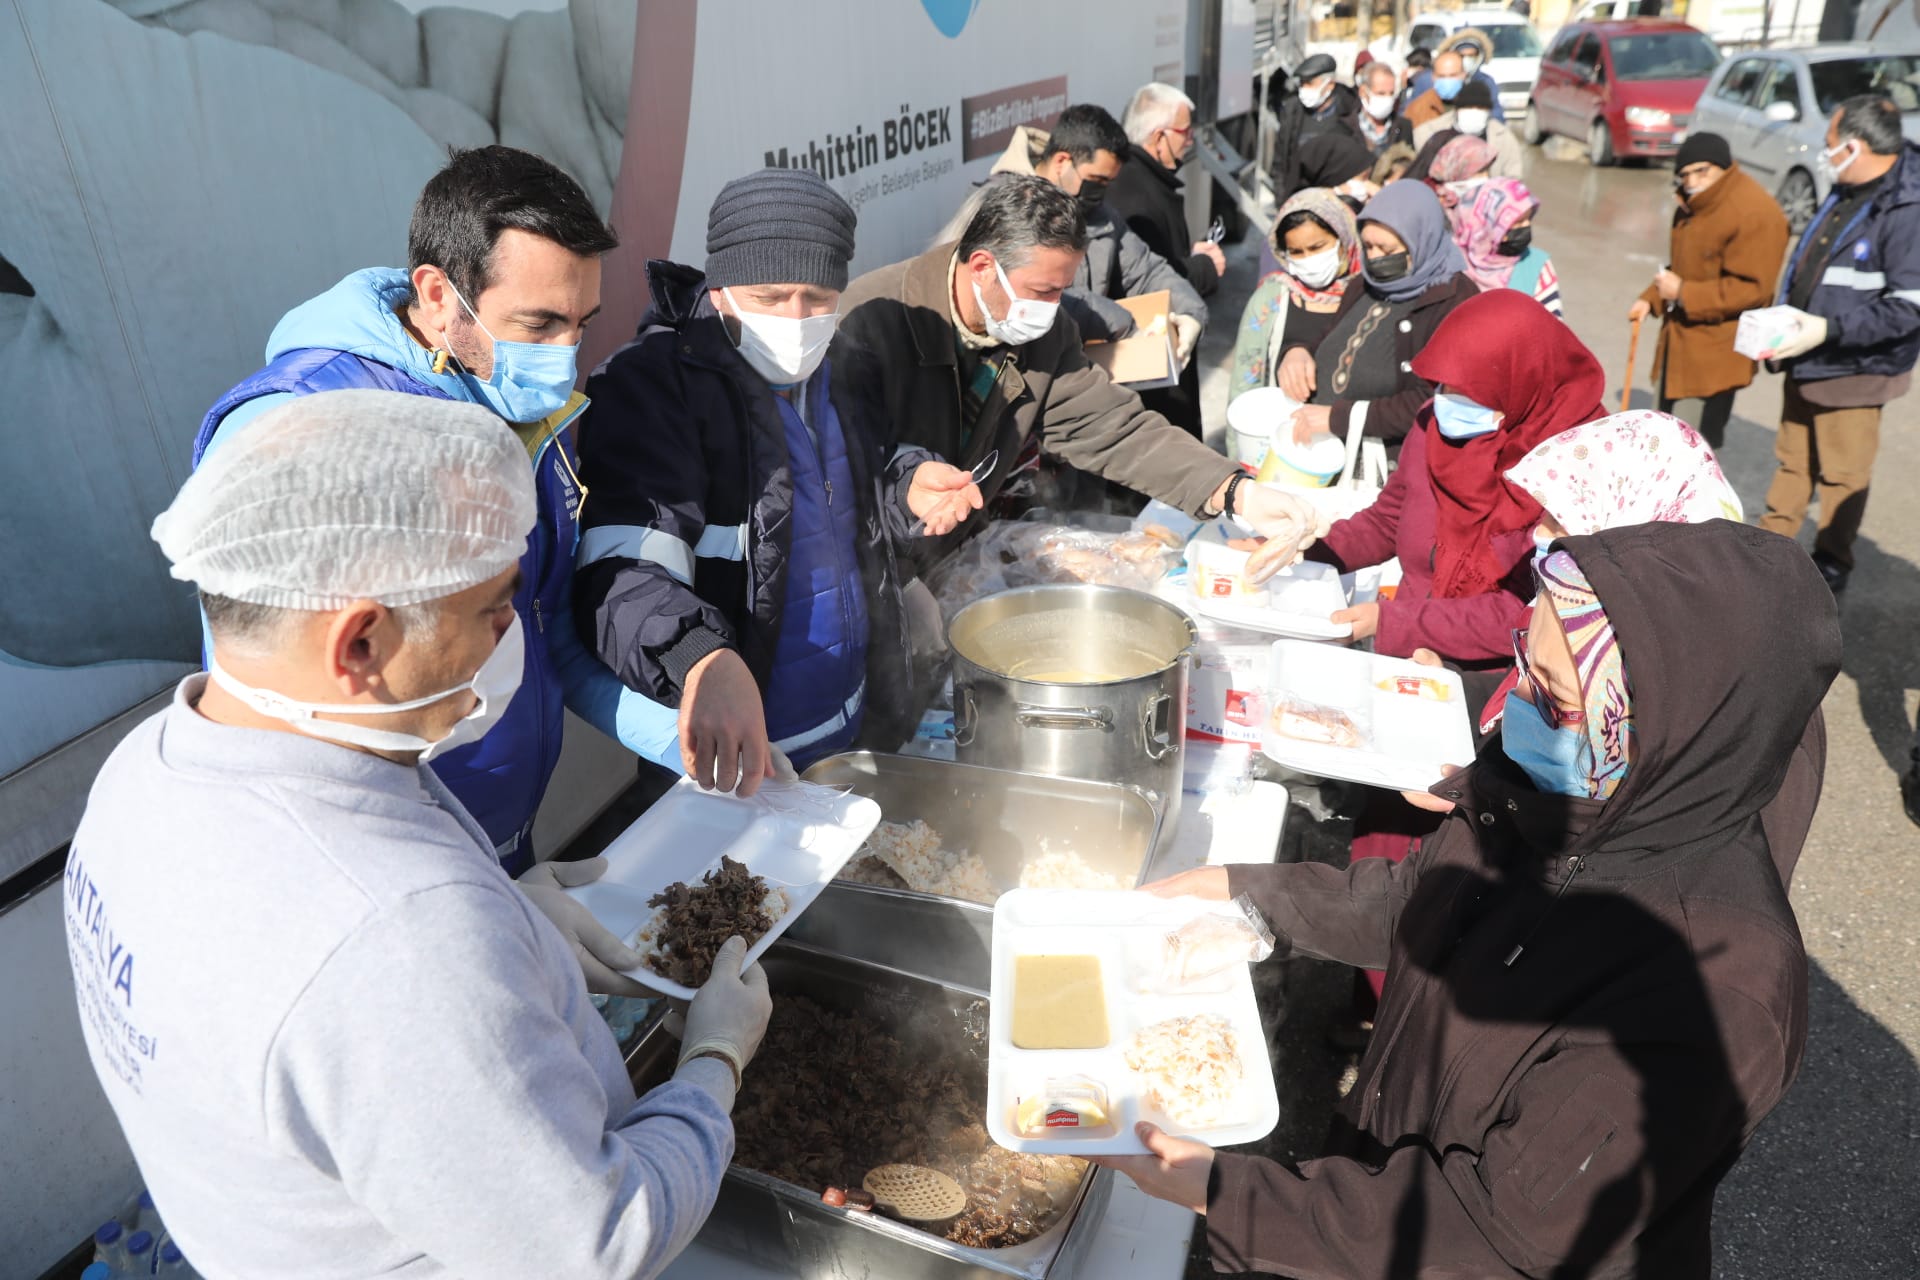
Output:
[1776, 144, 1920, 385]
[194, 269, 681, 873]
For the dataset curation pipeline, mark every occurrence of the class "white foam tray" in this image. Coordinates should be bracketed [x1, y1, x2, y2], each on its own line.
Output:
[1182, 527, 1353, 641]
[1259, 639, 1475, 792]
[985, 889, 1280, 1156]
[564, 777, 880, 999]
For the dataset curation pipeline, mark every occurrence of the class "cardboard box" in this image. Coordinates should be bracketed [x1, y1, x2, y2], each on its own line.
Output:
[1734, 305, 1805, 360]
[1085, 289, 1178, 389]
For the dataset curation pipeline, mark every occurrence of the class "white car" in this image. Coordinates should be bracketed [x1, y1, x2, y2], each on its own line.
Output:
[1381, 9, 1547, 117]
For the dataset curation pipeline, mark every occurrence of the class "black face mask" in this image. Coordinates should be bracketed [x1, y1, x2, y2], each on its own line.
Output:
[1075, 178, 1110, 219]
[1498, 225, 1532, 257]
[1368, 250, 1411, 282]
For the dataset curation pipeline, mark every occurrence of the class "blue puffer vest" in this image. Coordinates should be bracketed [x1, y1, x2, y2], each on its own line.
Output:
[193, 347, 579, 875]
[759, 371, 868, 765]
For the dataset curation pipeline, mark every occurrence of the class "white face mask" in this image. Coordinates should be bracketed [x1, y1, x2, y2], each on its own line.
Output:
[1818, 139, 1859, 185]
[209, 613, 525, 762]
[1445, 177, 1488, 204]
[1455, 108, 1491, 136]
[1300, 81, 1333, 109]
[972, 257, 1059, 346]
[722, 287, 838, 385]
[1461, 54, 1483, 77]
[1287, 246, 1344, 289]
[1362, 92, 1395, 121]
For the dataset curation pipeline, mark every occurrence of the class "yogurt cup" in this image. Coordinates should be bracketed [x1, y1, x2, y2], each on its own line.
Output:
[1257, 430, 1345, 489]
[1188, 536, 1269, 607]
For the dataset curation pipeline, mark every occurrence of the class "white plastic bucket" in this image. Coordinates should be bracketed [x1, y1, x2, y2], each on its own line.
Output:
[1257, 430, 1345, 489]
[1225, 387, 1301, 469]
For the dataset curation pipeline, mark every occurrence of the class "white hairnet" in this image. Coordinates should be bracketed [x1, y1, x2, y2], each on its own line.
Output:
[153, 389, 536, 609]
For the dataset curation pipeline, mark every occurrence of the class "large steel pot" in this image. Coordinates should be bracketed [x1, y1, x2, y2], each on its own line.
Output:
[948, 584, 1195, 832]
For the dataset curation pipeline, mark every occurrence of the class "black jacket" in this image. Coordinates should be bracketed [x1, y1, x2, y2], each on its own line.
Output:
[574, 261, 931, 751]
[1208, 520, 1842, 1279]
[1274, 84, 1364, 198]
[1106, 143, 1220, 297]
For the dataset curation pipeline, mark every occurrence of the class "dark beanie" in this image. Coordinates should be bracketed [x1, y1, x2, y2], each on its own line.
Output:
[705, 168, 857, 291]
[1675, 132, 1732, 172]
[1297, 52, 1337, 81]
[1455, 79, 1494, 110]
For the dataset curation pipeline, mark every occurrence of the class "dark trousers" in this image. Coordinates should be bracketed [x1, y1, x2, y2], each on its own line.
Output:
[1657, 382, 1736, 452]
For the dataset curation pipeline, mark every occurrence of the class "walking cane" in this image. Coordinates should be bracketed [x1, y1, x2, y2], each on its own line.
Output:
[1621, 314, 1643, 412]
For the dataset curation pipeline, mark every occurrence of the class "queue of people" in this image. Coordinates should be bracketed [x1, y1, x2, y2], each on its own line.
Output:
[58, 56, 1907, 1280]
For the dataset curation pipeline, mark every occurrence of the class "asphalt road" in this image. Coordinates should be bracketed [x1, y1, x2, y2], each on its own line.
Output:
[1185, 143, 1920, 1277]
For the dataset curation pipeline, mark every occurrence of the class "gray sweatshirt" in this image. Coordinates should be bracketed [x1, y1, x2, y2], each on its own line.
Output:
[64, 677, 735, 1279]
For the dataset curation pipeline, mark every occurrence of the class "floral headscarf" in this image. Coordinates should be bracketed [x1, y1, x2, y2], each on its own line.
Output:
[1430, 135, 1498, 203]
[1267, 187, 1363, 309]
[1454, 178, 1540, 291]
[1505, 411, 1744, 534]
[1535, 550, 1634, 801]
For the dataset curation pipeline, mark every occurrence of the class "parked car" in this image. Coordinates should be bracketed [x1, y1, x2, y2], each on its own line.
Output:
[1376, 9, 1546, 116]
[1524, 19, 1723, 166]
[1691, 44, 1920, 231]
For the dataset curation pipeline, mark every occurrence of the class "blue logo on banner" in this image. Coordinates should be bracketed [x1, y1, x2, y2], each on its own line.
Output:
[921, 0, 979, 37]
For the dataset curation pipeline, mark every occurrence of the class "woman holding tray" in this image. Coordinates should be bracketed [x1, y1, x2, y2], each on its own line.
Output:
[1109, 520, 1841, 1280]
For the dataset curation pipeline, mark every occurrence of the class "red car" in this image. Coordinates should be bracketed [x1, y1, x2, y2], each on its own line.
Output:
[1524, 19, 1723, 165]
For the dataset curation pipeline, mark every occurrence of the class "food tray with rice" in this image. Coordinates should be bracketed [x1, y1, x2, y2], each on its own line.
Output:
[802, 753, 1161, 909]
[985, 889, 1280, 1156]
[561, 776, 880, 999]
[1259, 639, 1475, 793]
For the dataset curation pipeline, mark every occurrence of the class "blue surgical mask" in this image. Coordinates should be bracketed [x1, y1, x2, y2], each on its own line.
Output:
[1501, 689, 1590, 797]
[1434, 76, 1465, 101]
[447, 282, 580, 423]
[1433, 391, 1501, 440]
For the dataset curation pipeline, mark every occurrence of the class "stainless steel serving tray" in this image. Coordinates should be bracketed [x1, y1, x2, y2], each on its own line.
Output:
[626, 940, 1111, 1280]
[800, 752, 1163, 908]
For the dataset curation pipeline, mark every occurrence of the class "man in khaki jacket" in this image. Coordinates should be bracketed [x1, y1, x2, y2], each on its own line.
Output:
[834, 175, 1315, 544]
[1629, 132, 1789, 450]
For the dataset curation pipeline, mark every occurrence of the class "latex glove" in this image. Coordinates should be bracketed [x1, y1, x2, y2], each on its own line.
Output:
[907, 460, 985, 537]
[1234, 486, 1330, 584]
[517, 857, 656, 998]
[681, 648, 773, 797]
[1170, 313, 1203, 366]
[1761, 309, 1829, 360]
[767, 745, 798, 782]
[675, 935, 773, 1087]
[1277, 346, 1317, 402]
[1091, 1122, 1216, 1214]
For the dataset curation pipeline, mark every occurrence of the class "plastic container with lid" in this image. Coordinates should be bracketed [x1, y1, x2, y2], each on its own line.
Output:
[1256, 429, 1345, 489]
[1225, 386, 1302, 469]
[92, 1220, 127, 1269]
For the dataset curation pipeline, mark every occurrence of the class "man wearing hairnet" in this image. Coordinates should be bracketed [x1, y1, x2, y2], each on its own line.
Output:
[191, 145, 676, 995]
[66, 391, 771, 1277]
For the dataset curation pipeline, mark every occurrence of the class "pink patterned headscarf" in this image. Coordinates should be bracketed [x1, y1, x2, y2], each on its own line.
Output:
[1453, 178, 1540, 291]
[1505, 411, 1744, 535]
[1536, 550, 1634, 801]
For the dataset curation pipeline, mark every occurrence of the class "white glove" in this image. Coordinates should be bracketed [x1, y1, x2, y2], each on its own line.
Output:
[517, 857, 655, 998]
[1762, 309, 1829, 360]
[1233, 483, 1330, 583]
[1170, 313, 1203, 367]
[675, 935, 773, 1092]
[767, 745, 798, 782]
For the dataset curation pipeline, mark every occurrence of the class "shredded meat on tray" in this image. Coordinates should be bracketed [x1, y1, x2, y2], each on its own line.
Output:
[731, 994, 1085, 1249]
[643, 856, 780, 987]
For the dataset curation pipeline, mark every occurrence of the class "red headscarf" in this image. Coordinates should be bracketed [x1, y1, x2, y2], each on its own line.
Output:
[1411, 290, 1607, 598]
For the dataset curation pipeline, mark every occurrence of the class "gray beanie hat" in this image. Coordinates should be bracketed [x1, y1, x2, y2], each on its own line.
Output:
[704, 168, 858, 291]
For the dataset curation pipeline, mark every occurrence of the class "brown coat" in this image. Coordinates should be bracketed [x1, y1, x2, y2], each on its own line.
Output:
[1403, 87, 1451, 130]
[834, 242, 1237, 522]
[1638, 163, 1790, 400]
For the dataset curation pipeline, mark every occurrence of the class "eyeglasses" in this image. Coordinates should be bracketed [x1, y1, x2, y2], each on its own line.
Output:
[1512, 627, 1585, 730]
[1161, 124, 1194, 139]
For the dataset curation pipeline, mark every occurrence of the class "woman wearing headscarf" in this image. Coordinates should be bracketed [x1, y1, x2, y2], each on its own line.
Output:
[1231, 190, 1363, 404]
[1423, 134, 1498, 215]
[1294, 129, 1379, 207]
[1506, 409, 1743, 547]
[1114, 520, 1842, 1280]
[1275, 181, 1478, 453]
[1450, 177, 1564, 316]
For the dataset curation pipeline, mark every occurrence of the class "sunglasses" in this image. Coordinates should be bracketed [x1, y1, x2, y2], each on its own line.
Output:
[1512, 627, 1585, 730]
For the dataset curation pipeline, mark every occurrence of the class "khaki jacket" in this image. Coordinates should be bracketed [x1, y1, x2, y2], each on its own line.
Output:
[1411, 115, 1525, 179]
[1637, 163, 1790, 400]
[834, 242, 1236, 525]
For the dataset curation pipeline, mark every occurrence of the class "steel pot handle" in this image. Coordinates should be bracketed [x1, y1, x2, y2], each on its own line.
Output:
[1015, 703, 1114, 731]
[953, 687, 977, 748]
[1142, 694, 1178, 760]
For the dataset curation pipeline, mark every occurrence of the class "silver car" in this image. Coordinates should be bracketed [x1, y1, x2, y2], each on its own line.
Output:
[1689, 45, 1920, 233]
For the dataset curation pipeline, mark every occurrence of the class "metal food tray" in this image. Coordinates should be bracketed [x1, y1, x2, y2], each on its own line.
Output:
[625, 939, 1111, 1280]
[801, 752, 1163, 908]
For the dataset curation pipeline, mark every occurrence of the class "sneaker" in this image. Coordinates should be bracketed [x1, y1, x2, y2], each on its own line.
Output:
[1811, 552, 1851, 593]
[1902, 761, 1920, 829]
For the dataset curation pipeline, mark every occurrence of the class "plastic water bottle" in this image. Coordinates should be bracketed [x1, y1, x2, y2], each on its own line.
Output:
[91, 1220, 127, 1270]
[126, 1229, 157, 1274]
[127, 1189, 160, 1234]
[156, 1240, 201, 1276]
